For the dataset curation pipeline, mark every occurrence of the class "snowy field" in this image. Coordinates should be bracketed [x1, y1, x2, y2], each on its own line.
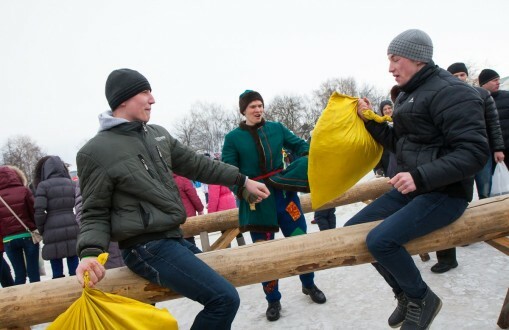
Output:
[26, 176, 508, 329]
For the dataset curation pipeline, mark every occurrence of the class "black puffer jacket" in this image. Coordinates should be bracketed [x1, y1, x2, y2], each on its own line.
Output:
[492, 90, 509, 149]
[34, 156, 79, 260]
[475, 87, 505, 151]
[366, 63, 489, 201]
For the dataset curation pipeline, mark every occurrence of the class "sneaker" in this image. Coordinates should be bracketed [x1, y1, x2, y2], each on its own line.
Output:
[266, 301, 281, 321]
[401, 288, 442, 329]
[388, 291, 407, 328]
[302, 285, 326, 304]
[430, 261, 458, 274]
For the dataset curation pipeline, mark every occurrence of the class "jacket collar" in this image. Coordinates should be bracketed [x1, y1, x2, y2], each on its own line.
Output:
[239, 118, 266, 131]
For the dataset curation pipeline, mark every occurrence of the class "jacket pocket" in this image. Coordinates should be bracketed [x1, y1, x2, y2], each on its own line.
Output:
[138, 154, 155, 179]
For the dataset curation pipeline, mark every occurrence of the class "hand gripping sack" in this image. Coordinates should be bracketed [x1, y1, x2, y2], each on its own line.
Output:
[309, 92, 383, 209]
[491, 162, 509, 196]
[47, 253, 178, 330]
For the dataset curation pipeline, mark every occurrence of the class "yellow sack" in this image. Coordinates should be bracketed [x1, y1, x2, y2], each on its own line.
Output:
[309, 92, 383, 209]
[47, 253, 178, 330]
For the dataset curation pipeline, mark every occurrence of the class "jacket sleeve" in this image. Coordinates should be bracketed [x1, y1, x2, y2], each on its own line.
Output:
[365, 121, 398, 153]
[207, 185, 219, 213]
[184, 178, 204, 214]
[24, 188, 37, 230]
[411, 85, 489, 192]
[484, 94, 506, 151]
[165, 133, 240, 187]
[74, 183, 82, 224]
[281, 123, 309, 156]
[33, 185, 48, 234]
[75, 152, 113, 258]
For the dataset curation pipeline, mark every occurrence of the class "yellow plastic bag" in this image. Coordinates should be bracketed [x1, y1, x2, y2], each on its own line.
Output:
[47, 253, 178, 330]
[309, 92, 383, 209]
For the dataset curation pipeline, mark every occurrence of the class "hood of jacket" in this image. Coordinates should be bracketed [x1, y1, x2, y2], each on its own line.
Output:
[98, 110, 130, 132]
[0, 167, 23, 190]
[41, 156, 70, 181]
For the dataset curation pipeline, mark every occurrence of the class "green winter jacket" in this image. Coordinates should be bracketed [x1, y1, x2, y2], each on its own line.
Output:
[222, 119, 309, 232]
[77, 117, 241, 258]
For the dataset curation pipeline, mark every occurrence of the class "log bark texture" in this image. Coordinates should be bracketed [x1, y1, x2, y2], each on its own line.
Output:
[1, 196, 508, 329]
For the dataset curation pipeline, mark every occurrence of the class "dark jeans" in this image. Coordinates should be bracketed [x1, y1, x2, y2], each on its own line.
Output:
[314, 208, 336, 231]
[4, 237, 41, 285]
[50, 255, 79, 278]
[344, 189, 467, 299]
[0, 252, 14, 287]
[475, 155, 493, 199]
[122, 238, 239, 330]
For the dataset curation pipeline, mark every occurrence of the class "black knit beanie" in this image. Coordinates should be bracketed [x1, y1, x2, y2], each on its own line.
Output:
[478, 69, 500, 86]
[447, 62, 469, 76]
[239, 90, 264, 114]
[105, 69, 152, 111]
[379, 100, 393, 115]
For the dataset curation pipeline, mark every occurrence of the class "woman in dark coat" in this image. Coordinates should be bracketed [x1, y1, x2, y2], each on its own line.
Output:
[0, 165, 40, 285]
[33, 156, 79, 279]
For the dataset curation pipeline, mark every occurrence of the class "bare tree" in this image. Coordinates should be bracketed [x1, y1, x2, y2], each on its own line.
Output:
[1, 135, 46, 180]
[265, 95, 308, 137]
[172, 102, 240, 154]
[312, 77, 358, 114]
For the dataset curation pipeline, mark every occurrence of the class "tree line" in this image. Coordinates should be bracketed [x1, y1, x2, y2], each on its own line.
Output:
[0, 76, 399, 176]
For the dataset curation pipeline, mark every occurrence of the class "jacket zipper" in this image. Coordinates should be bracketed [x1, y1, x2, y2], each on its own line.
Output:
[138, 154, 155, 179]
[156, 145, 170, 172]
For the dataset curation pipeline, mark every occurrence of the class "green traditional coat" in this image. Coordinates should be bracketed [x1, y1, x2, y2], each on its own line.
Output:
[222, 119, 309, 232]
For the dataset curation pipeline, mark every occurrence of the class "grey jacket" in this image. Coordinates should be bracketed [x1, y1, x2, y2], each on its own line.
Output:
[34, 156, 79, 260]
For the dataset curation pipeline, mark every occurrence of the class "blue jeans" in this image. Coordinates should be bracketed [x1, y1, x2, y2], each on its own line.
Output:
[344, 189, 467, 299]
[122, 238, 240, 330]
[0, 252, 14, 287]
[50, 255, 79, 278]
[4, 237, 41, 285]
[475, 155, 493, 199]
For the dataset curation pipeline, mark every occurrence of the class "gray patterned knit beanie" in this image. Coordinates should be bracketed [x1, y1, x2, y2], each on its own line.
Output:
[387, 29, 433, 63]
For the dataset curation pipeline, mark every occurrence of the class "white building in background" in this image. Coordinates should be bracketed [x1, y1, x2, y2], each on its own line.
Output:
[501, 76, 509, 91]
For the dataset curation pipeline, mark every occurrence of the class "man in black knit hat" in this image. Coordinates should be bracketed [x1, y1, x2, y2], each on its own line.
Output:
[479, 68, 509, 169]
[75, 68, 270, 329]
[344, 29, 488, 329]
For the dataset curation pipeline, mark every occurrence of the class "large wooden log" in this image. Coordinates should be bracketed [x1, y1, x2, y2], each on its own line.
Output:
[1, 196, 508, 329]
[181, 177, 392, 236]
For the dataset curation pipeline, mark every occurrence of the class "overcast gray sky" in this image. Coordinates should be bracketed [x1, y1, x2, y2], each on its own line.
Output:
[2, 0, 508, 167]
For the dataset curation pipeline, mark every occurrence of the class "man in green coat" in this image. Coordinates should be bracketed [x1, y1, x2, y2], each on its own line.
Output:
[75, 69, 270, 330]
[222, 90, 326, 322]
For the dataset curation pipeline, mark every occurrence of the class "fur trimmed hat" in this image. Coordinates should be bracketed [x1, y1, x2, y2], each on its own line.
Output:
[447, 62, 469, 76]
[387, 29, 433, 63]
[105, 69, 151, 111]
[239, 90, 264, 114]
[478, 69, 500, 86]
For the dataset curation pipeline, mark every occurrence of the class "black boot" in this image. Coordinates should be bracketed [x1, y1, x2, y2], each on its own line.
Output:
[388, 291, 407, 328]
[401, 288, 442, 329]
[430, 261, 458, 273]
[302, 285, 326, 304]
[266, 301, 281, 321]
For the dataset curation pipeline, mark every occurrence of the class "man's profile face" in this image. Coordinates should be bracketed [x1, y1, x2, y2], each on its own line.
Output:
[388, 55, 424, 86]
[118, 90, 155, 122]
[482, 78, 500, 93]
[453, 72, 468, 82]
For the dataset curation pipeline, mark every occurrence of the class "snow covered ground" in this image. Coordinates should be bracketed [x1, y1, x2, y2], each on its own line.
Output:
[159, 202, 507, 330]
[28, 177, 508, 329]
